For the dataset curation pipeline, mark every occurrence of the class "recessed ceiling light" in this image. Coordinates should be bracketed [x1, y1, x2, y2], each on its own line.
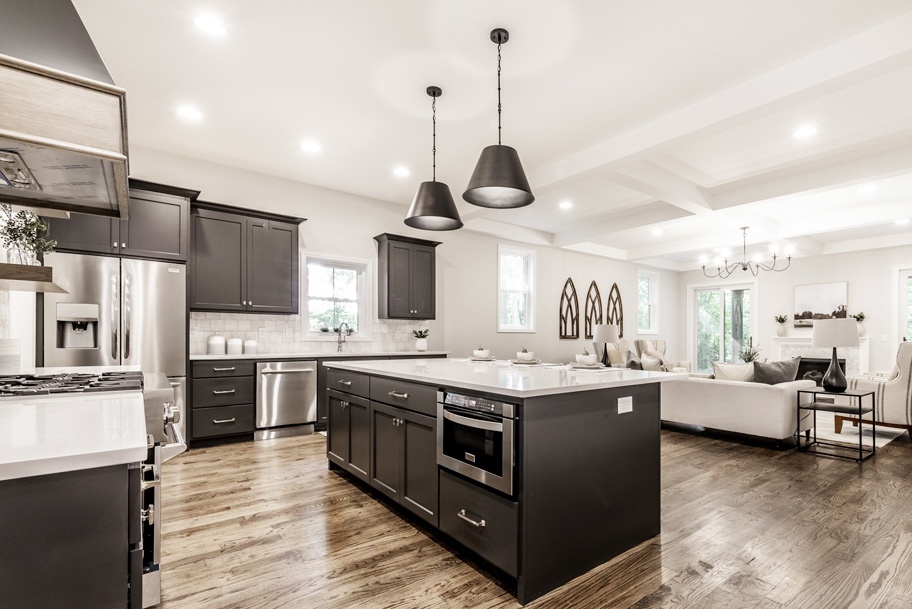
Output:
[651, 228, 663, 236]
[194, 14, 227, 36]
[896, 218, 910, 226]
[698, 254, 708, 265]
[176, 105, 203, 122]
[857, 184, 878, 193]
[792, 124, 817, 139]
[559, 200, 573, 210]
[393, 166, 410, 178]
[300, 139, 323, 155]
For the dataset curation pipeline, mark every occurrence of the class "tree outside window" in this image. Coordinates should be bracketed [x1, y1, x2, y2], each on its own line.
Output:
[498, 245, 534, 332]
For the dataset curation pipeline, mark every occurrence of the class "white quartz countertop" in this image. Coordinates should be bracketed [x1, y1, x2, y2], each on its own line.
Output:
[323, 358, 687, 398]
[190, 351, 449, 361]
[0, 392, 147, 481]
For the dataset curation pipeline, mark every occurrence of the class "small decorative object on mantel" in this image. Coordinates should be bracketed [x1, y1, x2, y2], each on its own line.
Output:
[413, 329, 429, 351]
[584, 280, 603, 339]
[0, 204, 56, 265]
[774, 314, 788, 337]
[559, 277, 579, 339]
[606, 283, 624, 338]
[852, 312, 866, 337]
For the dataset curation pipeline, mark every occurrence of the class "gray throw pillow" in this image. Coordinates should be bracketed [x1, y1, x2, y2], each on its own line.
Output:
[626, 351, 643, 370]
[753, 357, 801, 385]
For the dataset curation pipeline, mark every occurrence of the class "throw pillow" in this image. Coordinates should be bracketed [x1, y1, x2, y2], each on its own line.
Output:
[626, 351, 643, 370]
[640, 353, 666, 372]
[606, 348, 626, 366]
[712, 361, 754, 382]
[753, 357, 801, 385]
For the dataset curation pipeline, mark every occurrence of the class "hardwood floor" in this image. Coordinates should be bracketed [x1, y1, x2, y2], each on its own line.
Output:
[160, 430, 912, 609]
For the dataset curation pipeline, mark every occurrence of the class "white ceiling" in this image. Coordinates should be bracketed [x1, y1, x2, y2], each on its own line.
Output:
[72, 0, 912, 270]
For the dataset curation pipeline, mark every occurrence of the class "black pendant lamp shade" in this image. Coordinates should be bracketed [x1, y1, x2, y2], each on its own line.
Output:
[404, 86, 463, 231]
[463, 28, 534, 209]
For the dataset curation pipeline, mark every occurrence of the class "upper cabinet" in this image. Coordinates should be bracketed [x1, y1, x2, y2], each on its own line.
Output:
[189, 202, 303, 315]
[45, 179, 196, 261]
[374, 233, 440, 320]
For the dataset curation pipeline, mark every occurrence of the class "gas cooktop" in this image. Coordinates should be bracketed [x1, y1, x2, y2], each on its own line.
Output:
[0, 371, 144, 397]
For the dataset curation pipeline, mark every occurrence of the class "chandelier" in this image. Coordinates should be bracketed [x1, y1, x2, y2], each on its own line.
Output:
[702, 227, 791, 278]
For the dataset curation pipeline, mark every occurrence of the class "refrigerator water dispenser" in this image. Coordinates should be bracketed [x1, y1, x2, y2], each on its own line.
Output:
[56, 303, 99, 349]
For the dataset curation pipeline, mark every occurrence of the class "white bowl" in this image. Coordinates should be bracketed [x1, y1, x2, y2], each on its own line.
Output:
[576, 354, 598, 365]
[516, 351, 535, 361]
[473, 349, 490, 358]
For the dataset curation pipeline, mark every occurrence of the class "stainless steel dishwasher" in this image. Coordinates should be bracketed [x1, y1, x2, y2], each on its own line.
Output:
[255, 360, 317, 440]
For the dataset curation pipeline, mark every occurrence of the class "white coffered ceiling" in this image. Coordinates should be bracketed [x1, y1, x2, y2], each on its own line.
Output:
[72, 0, 912, 269]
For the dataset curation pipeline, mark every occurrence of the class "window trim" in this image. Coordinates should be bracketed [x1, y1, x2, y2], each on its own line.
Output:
[497, 244, 536, 333]
[302, 253, 372, 341]
[891, 263, 912, 355]
[637, 269, 660, 335]
[686, 279, 758, 372]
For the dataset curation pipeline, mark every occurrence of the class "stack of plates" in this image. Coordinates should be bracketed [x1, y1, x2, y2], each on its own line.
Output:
[511, 359, 543, 365]
[569, 362, 607, 370]
[468, 356, 496, 361]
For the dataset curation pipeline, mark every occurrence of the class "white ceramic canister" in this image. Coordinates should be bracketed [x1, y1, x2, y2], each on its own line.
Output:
[226, 338, 243, 355]
[243, 339, 258, 354]
[207, 335, 226, 355]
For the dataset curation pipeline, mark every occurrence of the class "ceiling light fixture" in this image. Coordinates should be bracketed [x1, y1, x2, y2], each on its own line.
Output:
[404, 86, 463, 231]
[857, 184, 877, 193]
[176, 105, 203, 122]
[792, 124, 817, 139]
[393, 166, 410, 178]
[559, 200, 573, 210]
[702, 227, 791, 278]
[194, 14, 227, 36]
[463, 28, 534, 209]
[651, 228, 663, 236]
[300, 139, 322, 154]
[896, 218, 910, 226]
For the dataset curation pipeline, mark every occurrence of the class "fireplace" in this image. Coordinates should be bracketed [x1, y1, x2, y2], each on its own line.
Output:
[796, 357, 845, 386]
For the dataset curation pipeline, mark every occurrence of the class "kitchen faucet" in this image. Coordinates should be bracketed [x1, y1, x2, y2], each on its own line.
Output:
[337, 323, 350, 352]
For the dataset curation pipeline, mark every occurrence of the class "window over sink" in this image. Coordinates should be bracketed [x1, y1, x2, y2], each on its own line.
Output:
[304, 256, 371, 339]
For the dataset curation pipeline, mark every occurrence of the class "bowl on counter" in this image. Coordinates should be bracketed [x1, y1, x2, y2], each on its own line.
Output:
[473, 349, 491, 358]
[576, 354, 598, 365]
[516, 351, 535, 361]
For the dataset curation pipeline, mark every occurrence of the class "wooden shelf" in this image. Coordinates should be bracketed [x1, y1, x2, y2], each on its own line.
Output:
[0, 263, 68, 293]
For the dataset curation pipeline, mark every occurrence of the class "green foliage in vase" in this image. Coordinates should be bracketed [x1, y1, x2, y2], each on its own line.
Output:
[774, 314, 787, 323]
[852, 312, 865, 322]
[0, 204, 56, 261]
[413, 329, 429, 338]
[740, 344, 762, 363]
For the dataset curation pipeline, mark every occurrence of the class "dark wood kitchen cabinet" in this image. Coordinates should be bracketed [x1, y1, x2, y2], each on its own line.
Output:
[189, 360, 256, 443]
[189, 202, 303, 314]
[45, 179, 196, 261]
[374, 233, 439, 320]
[327, 390, 370, 483]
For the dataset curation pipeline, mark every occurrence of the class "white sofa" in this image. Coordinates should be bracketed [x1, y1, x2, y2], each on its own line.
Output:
[661, 377, 817, 441]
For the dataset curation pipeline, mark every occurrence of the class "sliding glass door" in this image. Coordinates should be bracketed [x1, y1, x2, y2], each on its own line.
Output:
[901, 268, 912, 342]
[694, 285, 752, 374]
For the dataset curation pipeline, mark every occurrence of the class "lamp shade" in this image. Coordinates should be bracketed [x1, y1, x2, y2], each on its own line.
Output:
[463, 145, 534, 208]
[593, 324, 620, 345]
[811, 318, 859, 348]
[404, 181, 463, 231]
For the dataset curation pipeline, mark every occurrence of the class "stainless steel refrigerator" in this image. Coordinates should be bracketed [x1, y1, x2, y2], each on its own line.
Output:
[41, 252, 187, 434]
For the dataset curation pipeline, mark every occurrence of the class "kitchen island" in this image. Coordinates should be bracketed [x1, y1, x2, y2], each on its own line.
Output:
[322, 358, 685, 604]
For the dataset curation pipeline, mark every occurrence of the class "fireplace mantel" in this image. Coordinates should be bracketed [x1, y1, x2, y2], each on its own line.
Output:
[770, 336, 869, 376]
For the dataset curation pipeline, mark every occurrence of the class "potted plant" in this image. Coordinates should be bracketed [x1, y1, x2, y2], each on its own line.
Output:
[774, 314, 788, 337]
[576, 348, 597, 365]
[516, 346, 535, 361]
[740, 344, 762, 363]
[473, 345, 490, 358]
[413, 329, 429, 352]
[0, 204, 56, 265]
[852, 312, 865, 336]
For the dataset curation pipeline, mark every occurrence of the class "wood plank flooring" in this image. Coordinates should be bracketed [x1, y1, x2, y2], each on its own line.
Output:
[159, 430, 912, 609]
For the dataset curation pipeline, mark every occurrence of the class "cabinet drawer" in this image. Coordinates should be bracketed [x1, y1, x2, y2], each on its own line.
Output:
[370, 376, 437, 416]
[192, 376, 254, 408]
[439, 470, 518, 577]
[192, 404, 254, 438]
[327, 369, 370, 399]
[192, 361, 256, 378]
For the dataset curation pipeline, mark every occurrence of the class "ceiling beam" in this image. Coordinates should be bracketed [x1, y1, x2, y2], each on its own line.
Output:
[551, 202, 690, 247]
[606, 162, 715, 215]
[463, 217, 553, 246]
[823, 232, 912, 255]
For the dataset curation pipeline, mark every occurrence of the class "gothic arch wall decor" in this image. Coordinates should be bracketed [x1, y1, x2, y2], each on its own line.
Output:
[559, 277, 580, 339]
[584, 280, 603, 339]
[606, 282, 624, 338]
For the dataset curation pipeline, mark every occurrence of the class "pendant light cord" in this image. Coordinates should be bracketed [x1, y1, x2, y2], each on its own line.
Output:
[497, 42, 502, 145]
[431, 95, 437, 182]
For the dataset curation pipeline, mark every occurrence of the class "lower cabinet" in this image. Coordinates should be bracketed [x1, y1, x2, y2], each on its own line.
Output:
[370, 401, 438, 527]
[326, 390, 369, 483]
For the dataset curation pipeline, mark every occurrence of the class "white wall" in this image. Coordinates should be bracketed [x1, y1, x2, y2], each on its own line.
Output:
[131, 146, 682, 363]
[678, 245, 912, 372]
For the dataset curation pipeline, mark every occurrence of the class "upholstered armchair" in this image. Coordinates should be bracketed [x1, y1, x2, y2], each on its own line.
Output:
[633, 339, 692, 372]
[840, 342, 912, 435]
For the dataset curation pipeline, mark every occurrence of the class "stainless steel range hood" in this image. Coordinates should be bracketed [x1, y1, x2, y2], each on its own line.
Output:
[0, 0, 129, 219]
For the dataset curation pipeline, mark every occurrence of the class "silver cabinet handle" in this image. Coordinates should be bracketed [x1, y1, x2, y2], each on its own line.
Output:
[340, 401, 348, 408]
[388, 391, 409, 399]
[250, 301, 253, 306]
[213, 367, 236, 372]
[242, 300, 247, 305]
[443, 409, 503, 432]
[121, 242, 126, 248]
[457, 509, 486, 528]
[262, 369, 314, 375]
[113, 241, 118, 247]
[213, 418, 236, 424]
[212, 389, 236, 395]
[337, 380, 352, 386]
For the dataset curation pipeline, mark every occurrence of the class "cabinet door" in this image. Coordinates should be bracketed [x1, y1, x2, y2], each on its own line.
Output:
[45, 213, 119, 255]
[189, 208, 247, 311]
[399, 408, 438, 526]
[370, 401, 401, 502]
[119, 191, 189, 261]
[327, 392, 351, 469]
[348, 398, 370, 483]
[247, 219, 299, 314]
[386, 241, 413, 318]
[410, 244, 436, 319]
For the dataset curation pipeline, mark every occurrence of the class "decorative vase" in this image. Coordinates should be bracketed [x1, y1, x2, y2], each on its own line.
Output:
[7, 249, 38, 265]
[415, 337, 428, 352]
[857, 322, 865, 337]
[776, 323, 787, 337]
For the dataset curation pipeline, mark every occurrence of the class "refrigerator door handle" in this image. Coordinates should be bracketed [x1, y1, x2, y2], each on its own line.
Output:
[111, 272, 119, 360]
[123, 270, 132, 360]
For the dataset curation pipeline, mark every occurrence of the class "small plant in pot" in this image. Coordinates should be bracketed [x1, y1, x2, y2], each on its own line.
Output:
[852, 312, 866, 337]
[413, 329, 429, 352]
[740, 344, 762, 363]
[473, 345, 490, 358]
[774, 314, 788, 337]
[516, 346, 535, 361]
[576, 348, 597, 365]
[0, 204, 56, 265]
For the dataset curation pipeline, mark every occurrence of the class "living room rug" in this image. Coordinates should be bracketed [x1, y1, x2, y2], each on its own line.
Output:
[808, 411, 908, 449]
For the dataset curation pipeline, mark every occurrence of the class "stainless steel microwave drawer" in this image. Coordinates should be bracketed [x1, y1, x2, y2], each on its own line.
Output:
[192, 361, 256, 378]
[369, 376, 437, 416]
[192, 376, 254, 408]
[438, 470, 518, 577]
[192, 404, 255, 438]
[326, 369, 370, 399]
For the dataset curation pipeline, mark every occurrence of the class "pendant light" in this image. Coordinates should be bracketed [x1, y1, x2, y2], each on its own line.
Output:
[463, 28, 534, 209]
[404, 86, 464, 231]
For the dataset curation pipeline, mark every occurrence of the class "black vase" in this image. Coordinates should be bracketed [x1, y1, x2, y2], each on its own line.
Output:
[822, 347, 847, 393]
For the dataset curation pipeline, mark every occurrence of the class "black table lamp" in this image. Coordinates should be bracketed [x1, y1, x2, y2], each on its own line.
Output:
[811, 318, 859, 392]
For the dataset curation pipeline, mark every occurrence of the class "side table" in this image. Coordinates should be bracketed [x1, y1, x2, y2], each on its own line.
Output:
[796, 388, 876, 462]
